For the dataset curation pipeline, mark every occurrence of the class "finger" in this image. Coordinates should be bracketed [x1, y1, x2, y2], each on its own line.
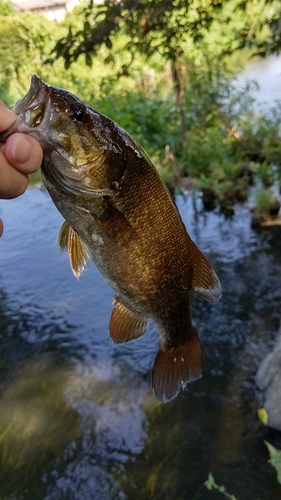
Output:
[4, 133, 43, 174]
[0, 219, 3, 237]
[0, 100, 17, 131]
[0, 153, 28, 198]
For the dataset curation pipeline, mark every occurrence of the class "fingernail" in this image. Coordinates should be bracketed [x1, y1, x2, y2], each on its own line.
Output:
[11, 136, 34, 164]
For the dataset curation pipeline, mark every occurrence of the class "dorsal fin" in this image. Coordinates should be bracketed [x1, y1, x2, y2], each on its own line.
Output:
[58, 221, 91, 279]
[190, 241, 222, 302]
[109, 296, 148, 344]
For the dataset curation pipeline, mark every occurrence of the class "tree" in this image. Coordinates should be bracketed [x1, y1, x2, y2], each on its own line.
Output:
[50, 0, 281, 145]
[0, 0, 14, 16]
[0, 7, 114, 106]
[50, 0, 228, 144]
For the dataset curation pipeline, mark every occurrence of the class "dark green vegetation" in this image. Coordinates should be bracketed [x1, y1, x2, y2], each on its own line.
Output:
[1, 0, 281, 219]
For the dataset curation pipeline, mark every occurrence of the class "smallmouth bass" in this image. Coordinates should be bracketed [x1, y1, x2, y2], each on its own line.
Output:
[0, 75, 222, 403]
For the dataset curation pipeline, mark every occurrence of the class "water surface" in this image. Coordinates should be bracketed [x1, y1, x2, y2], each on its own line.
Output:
[0, 187, 281, 500]
[237, 54, 281, 106]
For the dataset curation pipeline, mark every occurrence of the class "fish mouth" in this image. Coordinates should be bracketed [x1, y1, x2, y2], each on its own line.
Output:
[11, 74, 48, 120]
[0, 75, 51, 146]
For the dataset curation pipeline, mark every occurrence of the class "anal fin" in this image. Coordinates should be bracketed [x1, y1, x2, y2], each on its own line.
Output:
[152, 326, 202, 403]
[109, 296, 148, 344]
[58, 221, 91, 279]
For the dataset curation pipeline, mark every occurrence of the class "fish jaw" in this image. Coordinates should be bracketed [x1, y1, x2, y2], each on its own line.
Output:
[11, 74, 47, 116]
[0, 75, 62, 151]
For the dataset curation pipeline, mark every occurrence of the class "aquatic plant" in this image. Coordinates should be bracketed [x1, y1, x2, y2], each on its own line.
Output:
[205, 441, 281, 498]
[264, 441, 281, 485]
[249, 182, 281, 227]
[204, 472, 238, 499]
[253, 187, 280, 216]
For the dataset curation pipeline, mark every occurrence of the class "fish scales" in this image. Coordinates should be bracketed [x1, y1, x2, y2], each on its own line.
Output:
[111, 155, 188, 312]
[0, 75, 222, 403]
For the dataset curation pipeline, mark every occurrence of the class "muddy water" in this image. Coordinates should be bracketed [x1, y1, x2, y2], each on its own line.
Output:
[0, 187, 281, 500]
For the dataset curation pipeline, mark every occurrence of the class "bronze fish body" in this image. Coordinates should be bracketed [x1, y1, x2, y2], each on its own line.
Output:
[0, 75, 222, 402]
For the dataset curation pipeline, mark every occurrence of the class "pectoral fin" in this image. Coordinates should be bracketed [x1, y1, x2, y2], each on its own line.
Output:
[190, 241, 222, 302]
[109, 296, 148, 343]
[58, 221, 91, 279]
[100, 200, 135, 242]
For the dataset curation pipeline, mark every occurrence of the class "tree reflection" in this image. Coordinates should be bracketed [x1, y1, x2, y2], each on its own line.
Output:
[0, 288, 151, 499]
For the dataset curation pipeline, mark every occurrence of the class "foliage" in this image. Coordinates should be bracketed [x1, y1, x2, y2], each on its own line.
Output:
[205, 442, 281, 498]
[0, 0, 14, 16]
[254, 187, 280, 215]
[171, 66, 281, 207]
[51, 0, 281, 68]
[231, 101, 281, 182]
[0, 4, 167, 106]
[264, 441, 281, 485]
[0, 0, 281, 213]
[51, 0, 225, 68]
[0, 10, 127, 105]
[0, 12, 62, 103]
[48, 0, 281, 149]
[90, 90, 178, 160]
[204, 472, 238, 499]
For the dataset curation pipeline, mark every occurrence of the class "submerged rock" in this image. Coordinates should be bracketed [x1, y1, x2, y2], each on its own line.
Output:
[256, 324, 281, 431]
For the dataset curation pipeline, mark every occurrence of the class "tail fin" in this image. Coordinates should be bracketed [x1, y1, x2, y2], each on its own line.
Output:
[152, 328, 202, 403]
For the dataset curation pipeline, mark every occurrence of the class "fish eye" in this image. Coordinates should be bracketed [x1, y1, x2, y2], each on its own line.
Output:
[69, 106, 89, 123]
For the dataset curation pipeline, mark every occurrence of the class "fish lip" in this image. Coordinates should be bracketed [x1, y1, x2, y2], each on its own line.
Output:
[11, 74, 49, 115]
[0, 75, 51, 144]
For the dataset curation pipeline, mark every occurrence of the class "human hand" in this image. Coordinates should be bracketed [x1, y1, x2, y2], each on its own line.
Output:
[0, 100, 43, 236]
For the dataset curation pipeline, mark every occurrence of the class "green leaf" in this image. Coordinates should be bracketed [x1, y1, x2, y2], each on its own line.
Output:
[264, 441, 281, 485]
[204, 472, 238, 499]
[204, 472, 216, 490]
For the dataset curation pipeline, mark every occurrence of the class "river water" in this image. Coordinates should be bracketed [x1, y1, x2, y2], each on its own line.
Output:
[236, 54, 281, 106]
[0, 186, 281, 500]
[1, 58, 281, 500]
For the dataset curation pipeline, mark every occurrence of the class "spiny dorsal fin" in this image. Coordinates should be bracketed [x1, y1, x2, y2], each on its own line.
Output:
[109, 296, 148, 344]
[152, 326, 202, 403]
[190, 241, 222, 302]
[58, 221, 91, 280]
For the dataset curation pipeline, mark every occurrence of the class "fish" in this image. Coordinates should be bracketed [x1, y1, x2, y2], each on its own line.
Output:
[0, 75, 222, 403]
